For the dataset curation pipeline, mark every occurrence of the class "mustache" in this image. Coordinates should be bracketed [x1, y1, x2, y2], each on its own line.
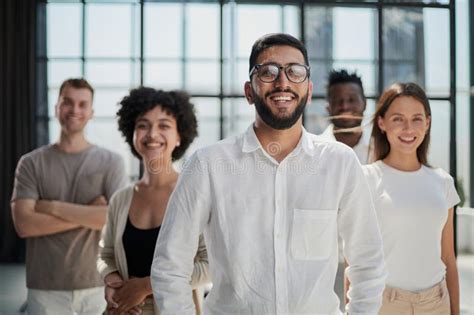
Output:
[264, 88, 298, 99]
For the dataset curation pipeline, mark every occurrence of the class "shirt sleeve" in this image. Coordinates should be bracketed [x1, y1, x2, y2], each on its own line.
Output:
[151, 151, 212, 315]
[444, 173, 461, 209]
[11, 154, 39, 201]
[97, 190, 121, 279]
[338, 152, 386, 315]
[103, 153, 128, 201]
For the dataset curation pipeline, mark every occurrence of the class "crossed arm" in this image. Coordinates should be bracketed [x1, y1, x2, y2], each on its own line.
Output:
[11, 196, 108, 238]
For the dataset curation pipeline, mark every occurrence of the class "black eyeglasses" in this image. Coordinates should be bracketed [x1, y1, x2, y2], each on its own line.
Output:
[249, 63, 310, 83]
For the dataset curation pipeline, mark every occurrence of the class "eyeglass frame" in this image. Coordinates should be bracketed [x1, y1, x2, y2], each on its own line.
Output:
[249, 63, 311, 84]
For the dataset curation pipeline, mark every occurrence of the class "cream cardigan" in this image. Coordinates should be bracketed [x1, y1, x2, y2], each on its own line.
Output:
[97, 184, 210, 314]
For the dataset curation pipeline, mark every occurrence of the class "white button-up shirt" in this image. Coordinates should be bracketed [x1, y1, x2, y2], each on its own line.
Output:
[319, 123, 372, 264]
[319, 124, 371, 164]
[152, 125, 385, 315]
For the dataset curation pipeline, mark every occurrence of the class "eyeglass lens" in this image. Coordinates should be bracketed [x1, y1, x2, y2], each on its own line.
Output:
[257, 64, 308, 83]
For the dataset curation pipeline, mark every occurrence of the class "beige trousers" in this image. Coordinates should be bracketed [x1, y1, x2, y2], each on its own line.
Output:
[138, 298, 155, 315]
[379, 280, 450, 315]
[135, 289, 202, 315]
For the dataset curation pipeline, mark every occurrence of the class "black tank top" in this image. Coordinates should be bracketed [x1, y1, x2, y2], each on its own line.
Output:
[122, 216, 161, 278]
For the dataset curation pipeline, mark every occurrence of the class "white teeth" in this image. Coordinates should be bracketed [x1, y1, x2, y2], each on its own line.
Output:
[400, 136, 415, 142]
[146, 142, 163, 148]
[271, 96, 292, 101]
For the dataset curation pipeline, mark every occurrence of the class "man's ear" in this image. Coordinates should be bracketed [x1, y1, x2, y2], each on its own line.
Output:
[244, 81, 254, 104]
[306, 80, 313, 104]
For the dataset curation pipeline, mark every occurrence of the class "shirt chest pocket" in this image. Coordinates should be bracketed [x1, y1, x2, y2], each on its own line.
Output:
[290, 209, 337, 261]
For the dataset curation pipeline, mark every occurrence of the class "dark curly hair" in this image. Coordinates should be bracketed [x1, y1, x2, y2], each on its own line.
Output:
[117, 87, 198, 161]
[326, 69, 365, 101]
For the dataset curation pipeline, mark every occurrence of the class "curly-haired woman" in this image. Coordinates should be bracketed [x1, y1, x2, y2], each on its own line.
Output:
[97, 87, 210, 315]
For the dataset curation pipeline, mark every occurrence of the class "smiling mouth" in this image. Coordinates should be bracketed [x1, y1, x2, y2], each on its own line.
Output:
[145, 142, 165, 149]
[271, 95, 293, 102]
[268, 94, 297, 108]
[399, 136, 416, 144]
[67, 116, 82, 121]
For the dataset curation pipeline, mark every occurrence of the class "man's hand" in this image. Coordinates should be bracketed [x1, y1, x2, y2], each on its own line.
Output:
[11, 199, 80, 238]
[112, 277, 151, 314]
[32, 195, 108, 230]
[35, 200, 57, 215]
[90, 195, 107, 206]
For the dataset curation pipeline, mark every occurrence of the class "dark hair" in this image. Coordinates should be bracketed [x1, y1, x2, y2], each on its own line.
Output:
[248, 33, 309, 73]
[59, 78, 94, 99]
[326, 69, 365, 100]
[117, 87, 198, 161]
[371, 82, 431, 165]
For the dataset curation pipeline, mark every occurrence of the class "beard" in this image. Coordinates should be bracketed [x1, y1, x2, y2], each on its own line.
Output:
[252, 88, 308, 130]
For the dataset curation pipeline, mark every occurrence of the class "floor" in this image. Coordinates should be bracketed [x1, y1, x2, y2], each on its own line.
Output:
[0, 255, 473, 314]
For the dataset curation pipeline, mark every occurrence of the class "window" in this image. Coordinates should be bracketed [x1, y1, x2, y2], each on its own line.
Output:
[39, 1, 462, 205]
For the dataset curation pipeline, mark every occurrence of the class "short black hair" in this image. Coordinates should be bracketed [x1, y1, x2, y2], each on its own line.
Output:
[327, 69, 365, 100]
[249, 33, 309, 73]
[117, 87, 198, 161]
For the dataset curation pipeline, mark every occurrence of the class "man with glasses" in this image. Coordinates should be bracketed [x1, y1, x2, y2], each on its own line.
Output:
[11, 78, 127, 314]
[151, 33, 385, 314]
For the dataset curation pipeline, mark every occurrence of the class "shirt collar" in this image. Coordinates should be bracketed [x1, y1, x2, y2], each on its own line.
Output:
[292, 126, 315, 157]
[242, 124, 261, 153]
[241, 124, 315, 157]
[320, 124, 336, 141]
